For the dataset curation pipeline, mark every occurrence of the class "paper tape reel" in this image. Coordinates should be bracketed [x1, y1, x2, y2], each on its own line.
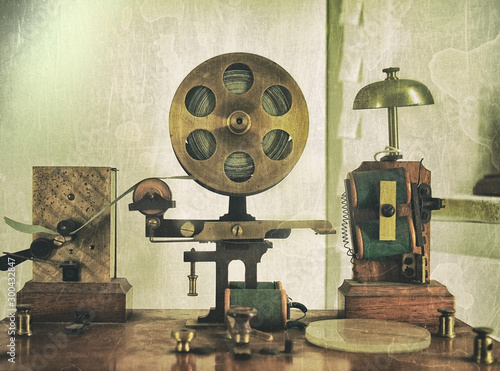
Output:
[169, 52, 309, 197]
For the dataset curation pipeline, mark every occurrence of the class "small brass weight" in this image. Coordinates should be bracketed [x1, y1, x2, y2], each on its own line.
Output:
[437, 308, 456, 339]
[16, 304, 34, 336]
[171, 328, 196, 353]
[472, 327, 494, 365]
[226, 306, 258, 355]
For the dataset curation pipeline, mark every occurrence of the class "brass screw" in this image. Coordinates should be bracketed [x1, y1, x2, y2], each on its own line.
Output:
[231, 224, 243, 237]
[472, 327, 494, 364]
[147, 217, 160, 229]
[180, 222, 195, 237]
[171, 328, 196, 353]
[437, 308, 456, 339]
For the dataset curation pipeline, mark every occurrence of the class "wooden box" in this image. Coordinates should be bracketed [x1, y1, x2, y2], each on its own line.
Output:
[16, 167, 132, 322]
[18, 278, 132, 322]
[338, 279, 454, 327]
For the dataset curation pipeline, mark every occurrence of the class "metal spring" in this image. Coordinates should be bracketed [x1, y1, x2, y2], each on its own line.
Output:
[341, 191, 358, 279]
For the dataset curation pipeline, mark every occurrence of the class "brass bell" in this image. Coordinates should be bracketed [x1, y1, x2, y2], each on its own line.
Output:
[353, 67, 434, 161]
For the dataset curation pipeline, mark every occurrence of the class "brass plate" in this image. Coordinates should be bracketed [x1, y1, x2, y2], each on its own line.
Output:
[169, 52, 309, 196]
[379, 180, 396, 240]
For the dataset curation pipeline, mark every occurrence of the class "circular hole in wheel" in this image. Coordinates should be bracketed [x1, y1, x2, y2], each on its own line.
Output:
[224, 152, 255, 182]
[262, 129, 293, 160]
[262, 85, 292, 116]
[185, 130, 217, 160]
[223, 63, 254, 94]
[185, 86, 216, 117]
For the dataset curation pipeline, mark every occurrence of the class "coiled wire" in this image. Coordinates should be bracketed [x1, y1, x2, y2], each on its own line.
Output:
[341, 191, 358, 280]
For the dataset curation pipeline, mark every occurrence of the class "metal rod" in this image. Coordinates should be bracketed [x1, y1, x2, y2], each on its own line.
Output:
[149, 237, 195, 243]
[387, 106, 400, 155]
[113, 168, 118, 279]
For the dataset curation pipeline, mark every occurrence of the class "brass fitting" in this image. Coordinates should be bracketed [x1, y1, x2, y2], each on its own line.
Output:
[226, 306, 258, 345]
[472, 327, 494, 364]
[437, 308, 456, 339]
[16, 304, 34, 336]
[187, 249, 198, 296]
[171, 328, 196, 353]
[187, 273, 198, 296]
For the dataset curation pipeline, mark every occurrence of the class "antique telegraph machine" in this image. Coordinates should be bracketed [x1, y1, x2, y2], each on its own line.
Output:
[1, 167, 132, 323]
[339, 68, 454, 326]
[129, 53, 334, 328]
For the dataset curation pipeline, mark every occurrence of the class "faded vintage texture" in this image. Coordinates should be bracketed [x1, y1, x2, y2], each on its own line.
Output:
[0, 0, 327, 317]
[327, 0, 500, 340]
[0, 0, 499, 342]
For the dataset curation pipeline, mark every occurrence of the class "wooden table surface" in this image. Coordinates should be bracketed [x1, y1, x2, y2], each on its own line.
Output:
[1, 309, 498, 370]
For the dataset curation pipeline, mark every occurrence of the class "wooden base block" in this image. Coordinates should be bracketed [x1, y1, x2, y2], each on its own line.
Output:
[338, 279, 454, 327]
[17, 278, 132, 322]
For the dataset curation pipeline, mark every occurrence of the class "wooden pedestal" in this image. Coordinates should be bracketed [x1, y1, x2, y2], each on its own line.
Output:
[17, 278, 132, 322]
[338, 279, 454, 327]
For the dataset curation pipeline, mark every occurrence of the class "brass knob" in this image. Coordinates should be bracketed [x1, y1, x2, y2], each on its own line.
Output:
[380, 204, 396, 218]
[472, 327, 494, 364]
[437, 308, 456, 339]
[226, 306, 258, 345]
[171, 328, 196, 353]
[227, 110, 251, 135]
[16, 304, 34, 336]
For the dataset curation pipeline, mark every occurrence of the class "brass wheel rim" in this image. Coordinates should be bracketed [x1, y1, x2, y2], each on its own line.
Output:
[169, 52, 309, 196]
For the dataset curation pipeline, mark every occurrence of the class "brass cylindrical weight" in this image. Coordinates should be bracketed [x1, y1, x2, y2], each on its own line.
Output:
[437, 308, 456, 339]
[16, 304, 34, 336]
[473, 327, 494, 365]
